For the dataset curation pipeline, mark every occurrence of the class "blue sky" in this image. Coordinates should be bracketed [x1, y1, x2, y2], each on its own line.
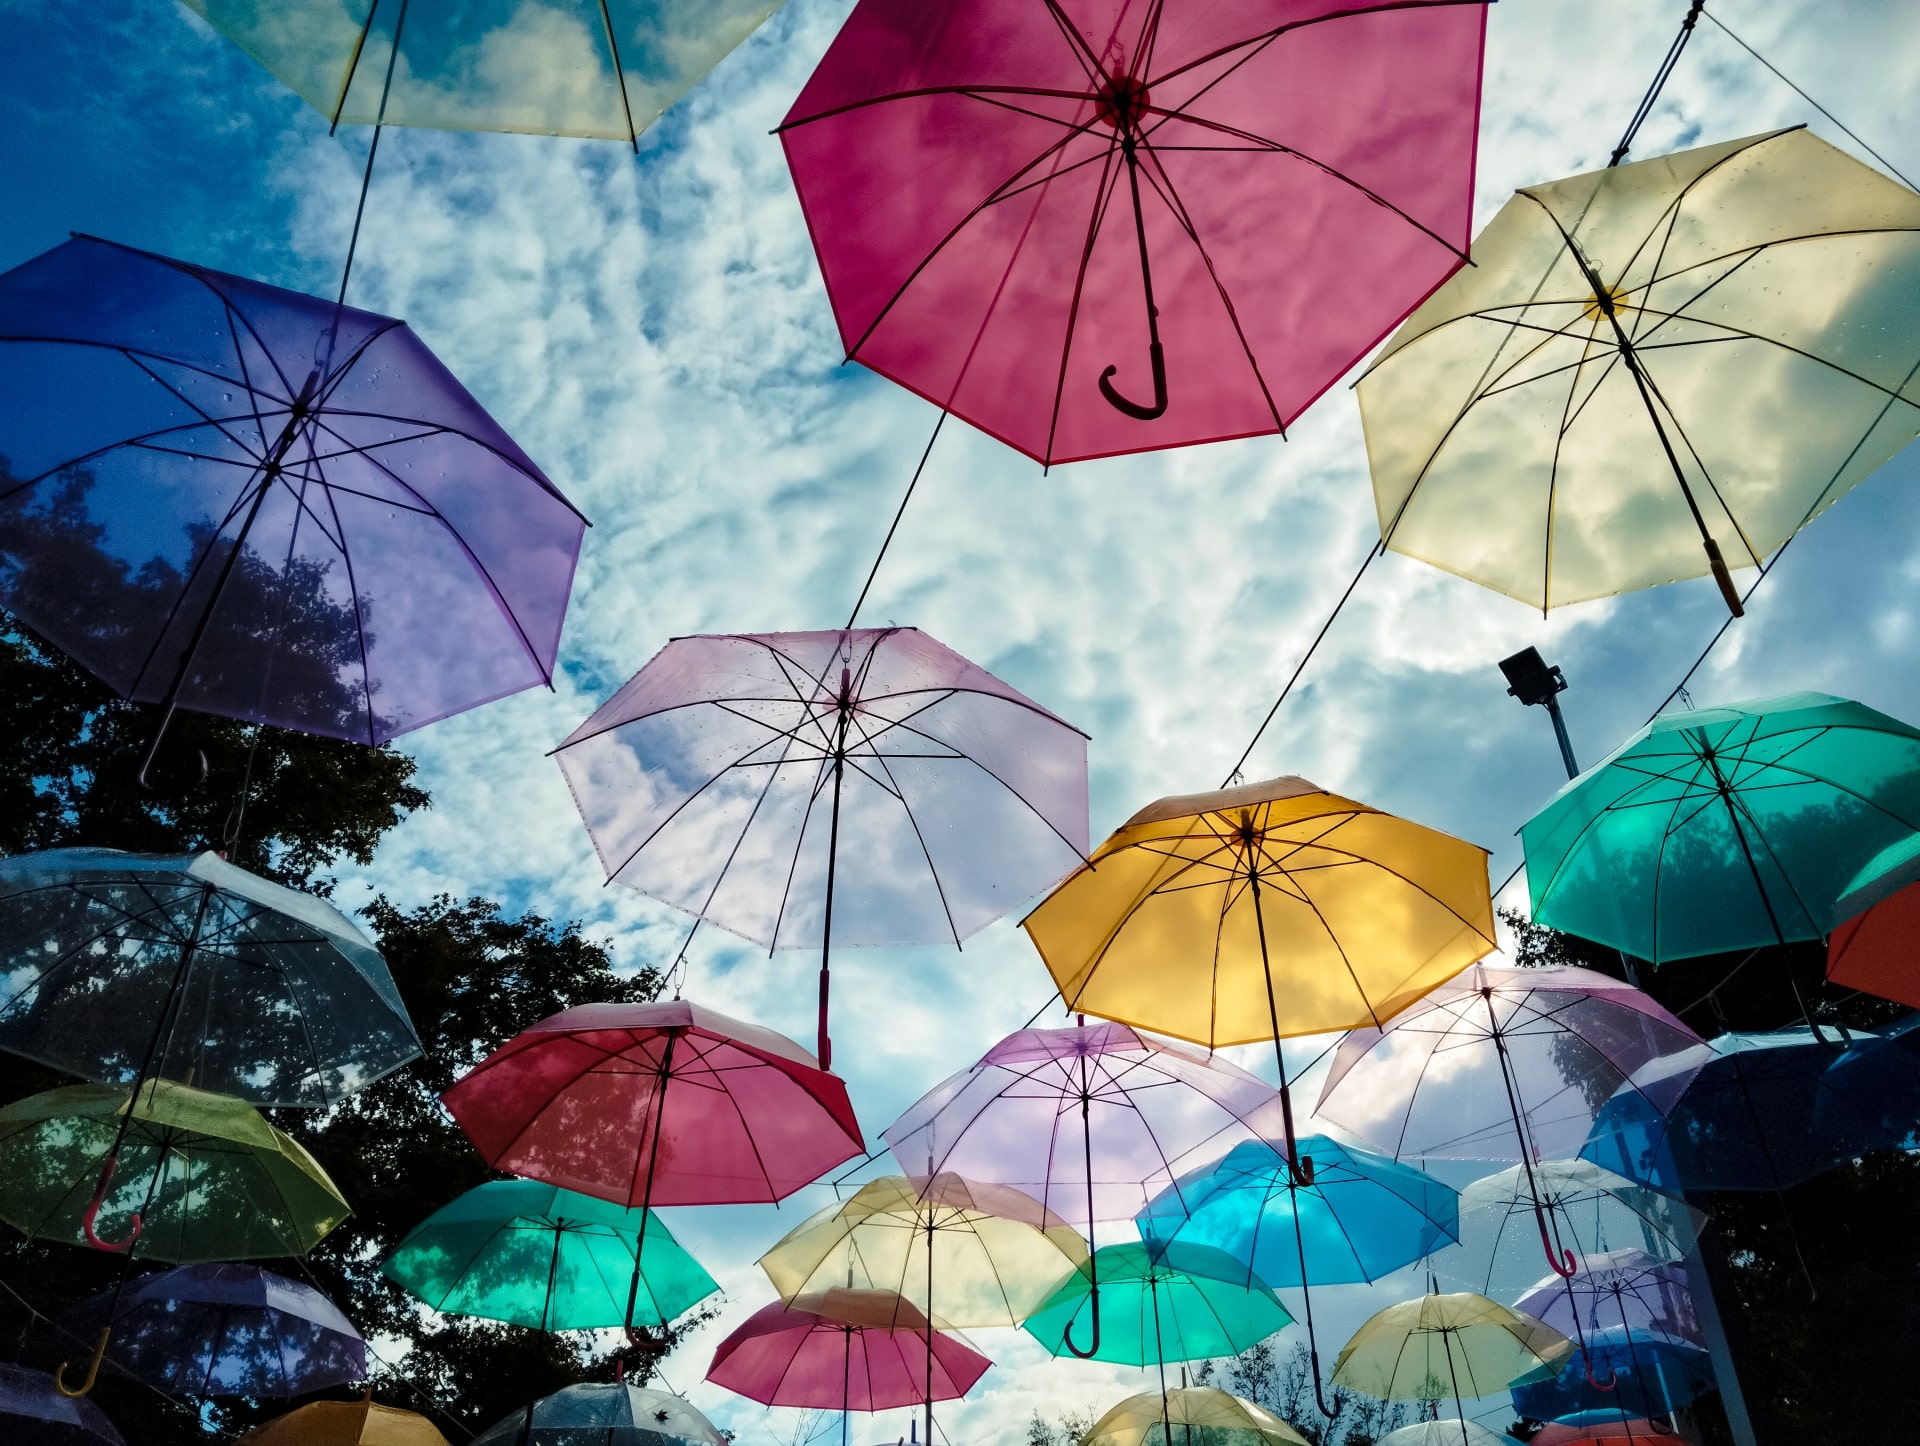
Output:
[5, 0, 1920, 1439]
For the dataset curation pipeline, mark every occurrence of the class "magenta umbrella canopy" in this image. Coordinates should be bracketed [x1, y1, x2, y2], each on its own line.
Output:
[707, 1290, 990, 1411]
[884, 1019, 1290, 1226]
[779, 0, 1486, 465]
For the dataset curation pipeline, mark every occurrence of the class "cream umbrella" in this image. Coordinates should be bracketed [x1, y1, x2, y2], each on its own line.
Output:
[1079, 1386, 1310, 1446]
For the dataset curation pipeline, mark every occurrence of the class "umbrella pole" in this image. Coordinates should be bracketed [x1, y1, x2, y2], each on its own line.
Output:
[1064, 1087, 1102, 1358]
[1284, 1177, 1335, 1419]
[819, 684, 850, 1071]
[1245, 864, 1311, 1186]
[1482, 992, 1575, 1277]
[1149, 1273, 1172, 1446]
[624, 1028, 679, 1349]
[924, 1215, 934, 1446]
[1435, 1328, 1471, 1446]
[1097, 137, 1169, 421]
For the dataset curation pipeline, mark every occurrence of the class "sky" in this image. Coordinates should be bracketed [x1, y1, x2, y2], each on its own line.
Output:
[4, 0, 1920, 1440]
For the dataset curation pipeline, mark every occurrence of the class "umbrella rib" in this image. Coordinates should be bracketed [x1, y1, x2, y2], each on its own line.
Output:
[766, 742, 836, 952]
[218, 296, 276, 463]
[1042, 131, 1127, 464]
[308, 406, 584, 516]
[298, 446, 379, 745]
[850, 736, 963, 948]
[1037, 0, 1107, 87]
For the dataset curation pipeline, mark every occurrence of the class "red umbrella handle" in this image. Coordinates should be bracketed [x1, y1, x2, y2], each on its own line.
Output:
[82, 1155, 141, 1253]
[1533, 1199, 1577, 1278]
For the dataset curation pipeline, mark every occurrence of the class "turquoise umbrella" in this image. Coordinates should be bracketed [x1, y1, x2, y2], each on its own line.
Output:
[1522, 693, 1920, 962]
[381, 1180, 718, 1332]
[1020, 1241, 1291, 1367]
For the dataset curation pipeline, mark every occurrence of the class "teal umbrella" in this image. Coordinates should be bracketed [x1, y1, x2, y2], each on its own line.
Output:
[1522, 693, 1920, 962]
[1021, 1241, 1292, 1366]
[381, 1180, 718, 1332]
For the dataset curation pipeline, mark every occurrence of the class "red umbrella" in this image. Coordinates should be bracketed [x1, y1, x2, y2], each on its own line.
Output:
[1531, 1417, 1677, 1445]
[1829, 878, 1920, 1010]
[708, 1289, 989, 1445]
[779, 0, 1487, 465]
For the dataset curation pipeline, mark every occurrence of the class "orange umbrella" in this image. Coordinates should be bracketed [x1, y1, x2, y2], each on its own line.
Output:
[242, 1398, 449, 1446]
[1829, 874, 1920, 1010]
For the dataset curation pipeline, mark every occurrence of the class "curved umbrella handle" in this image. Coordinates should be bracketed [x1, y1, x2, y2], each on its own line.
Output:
[82, 1154, 141, 1254]
[56, 1327, 111, 1398]
[1098, 341, 1167, 421]
[1309, 1349, 1335, 1419]
[1532, 1200, 1576, 1278]
[1583, 1354, 1617, 1392]
[1063, 1286, 1102, 1359]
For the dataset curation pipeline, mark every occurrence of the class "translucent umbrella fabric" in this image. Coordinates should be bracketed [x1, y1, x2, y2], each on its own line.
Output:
[1021, 1241, 1291, 1365]
[240, 1400, 449, 1445]
[1521, 693, 1920, 963]
[1081, 1386, 1310, 1446]
[780, 0, 1487, 465]
[0, 1362, 126, 1446]
[0, 848, 420, 1108]
[0, 235, 584, 745]
[471, 1385, 725, 1446]
[62, 1263, 364, 1398]
[1359, 127, 1920, 613]
[1513, 1249, 1698, 1349]
[187, 0, 781, 142]
[379, 1180, 719, 1331]
[1376, 1425, 1519, 1446]
[554, 628, 1089, 1065]
[1530, 1412, 1679, 1444]
[1829, 862, 1920, 1009]
[1509, 1328, 1713, 1422]
[0, 1081, 350, 1261]
[1331, 1292, 1572, 1405]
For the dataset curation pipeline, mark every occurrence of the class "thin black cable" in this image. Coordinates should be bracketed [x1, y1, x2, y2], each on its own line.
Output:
[1702, 7, 1917, 191]
[1609, 1, 1704, 167]
[845, 411, 946, 632]
[336, 0, 411, 309]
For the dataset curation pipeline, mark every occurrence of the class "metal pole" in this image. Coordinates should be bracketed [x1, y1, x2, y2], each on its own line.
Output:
[1543, 696, 1580, 780]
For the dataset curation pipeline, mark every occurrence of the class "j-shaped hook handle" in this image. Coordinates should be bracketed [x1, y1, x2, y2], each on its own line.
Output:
[56, 1327, 112, 1397]
[1533, 1201, 1577, 1278]
[1099, 340, 1167, 421]
[1584, 1354, 1618, 1392]
[82, 1154, 141, 1253]
[1063, 1285, 1102, 1359]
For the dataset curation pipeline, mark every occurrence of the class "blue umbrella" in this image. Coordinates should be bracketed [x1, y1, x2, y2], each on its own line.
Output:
[1137, 1136, 1459, 1415]
[60, 1263, 365, 1398]
[1511, 1327, 1713, 1421]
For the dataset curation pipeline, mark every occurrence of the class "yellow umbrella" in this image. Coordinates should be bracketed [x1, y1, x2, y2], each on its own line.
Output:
[1022, 778, 1495, 1173]
[1332, 1292, 1570, 1421]
[242, 1398, 450, 1445]
[1359, 127, 1920, 617]
[1081, 1386, 1310, 1446]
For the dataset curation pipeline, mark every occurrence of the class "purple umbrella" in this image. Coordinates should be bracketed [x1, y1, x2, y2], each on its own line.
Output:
[882, 1018, 1288, 1356]
[0, 234, 585, 760]
[554, 627, 1089, 1066]
[60, 1263, 366, 1398]
[0, 1363, 125, 1445]
[1315, 965, 1700, 1278]
[1515, 1248, 1699, 1352]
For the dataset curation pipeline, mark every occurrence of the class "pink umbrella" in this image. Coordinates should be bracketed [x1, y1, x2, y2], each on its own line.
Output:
[1314, 965, 1699, 1279]
[707, 1289, 990, 1446]
[882, 1018, 1288, 1357]
[779, 0, 1487, 465]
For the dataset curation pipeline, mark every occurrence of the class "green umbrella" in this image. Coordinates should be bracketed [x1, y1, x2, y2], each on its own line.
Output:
[381, 1179, 719, 1332]
[1021, 1241, 1292, 1367]
[1522, 692, 1920, 963]
[0, 1081, 349, 1261]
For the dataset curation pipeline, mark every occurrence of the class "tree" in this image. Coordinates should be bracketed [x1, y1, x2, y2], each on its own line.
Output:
[1197, 1341, 1410, 1446]
[1026, 1406, 1096, 1446]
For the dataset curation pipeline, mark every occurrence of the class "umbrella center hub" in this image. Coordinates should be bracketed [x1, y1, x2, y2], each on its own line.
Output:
[1094, 74, 1151, 132]
[1582, 283, 1631, 324]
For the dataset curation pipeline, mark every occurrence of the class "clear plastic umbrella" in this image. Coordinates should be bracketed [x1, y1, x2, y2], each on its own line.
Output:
[471, 1385, 725, 1446]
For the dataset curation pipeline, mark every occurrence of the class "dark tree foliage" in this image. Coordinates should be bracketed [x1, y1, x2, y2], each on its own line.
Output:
[1194, 1340, 1411, 1445]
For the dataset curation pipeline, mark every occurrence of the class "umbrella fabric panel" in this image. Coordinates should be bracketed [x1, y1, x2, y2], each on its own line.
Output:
[0, 849, 420, 1108]
[556, 629, 1089, 950]
[1521, 694, 1920, 962]
[243, 1399, 452, 1444]
[1376, 1425, 1519, 1446]
[1512, 1248, 1699, 1348]
[1510, 1328, 1714, 1421]
[0, 1081, 350, 1261]
[1530, 1413, 1679, 1444]
[1021, 1241, 1293, 1364]
[1137, 1136, 1459, 1288]
[470, 1385, 725, 1446]
[380, 1180, 718, 1330]
[705, 1293, 990, 1409]
[442, 1001, 863, 1207]
[1361, 128, 1920, 610]
[0, 1362, 127, 1446]
[1081, 1387, 1310, 1446]
[185, 0, 780, 141]
[1024, 777, 1496, 1045]
[1332, 1293, 1572, 1401]
[0, 235, 583, 744]
[1829, 875, 1920, 1009]
[781, 0, 1486, 465]
[883, 1020, 1290, 1226]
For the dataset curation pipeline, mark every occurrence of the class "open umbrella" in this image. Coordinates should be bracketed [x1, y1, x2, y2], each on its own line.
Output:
[706, 1289, 990, 1446]
[1510, 1327, 1712, 1423]
[1377, 1425, 1518, 1446]
[1316, 965, 1699, 1277]
[1024, 776, 1496, 1178]
[471, 1384, 724, 1446]
[1514, 1249, 1698, 1352]
[1021, 1240, 1292, 1364]
[0, 235, 585, 756]
[1358, 127, 1920, 616]
[241, 1399, 449, 1445]
[61, 1263, 365, 1398]
[1828, 848, 1920, 1009]
[882, 1018, 1288, 1355]
[553, 627, 1089, 1066]
[1521, 693, 1920, 963]
[1530, 1411, 1678, 1444]
[380, 1179, 719, 1332]
[0, 848, 420, 1108]
[1081, 1386, 1310, 1446]
[443, 1001, 860, 1338]
[0, 1363, 125, 1446]
[779, 0, 1487, 464]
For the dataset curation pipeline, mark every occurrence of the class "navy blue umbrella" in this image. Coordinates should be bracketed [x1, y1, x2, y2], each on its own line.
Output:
[0, 1363, 125, 1444]
[1511, 1327, 1713, 1421]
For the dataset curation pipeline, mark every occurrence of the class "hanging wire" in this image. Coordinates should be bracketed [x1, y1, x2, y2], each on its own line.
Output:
[1609, 1, 1705, 167]
[845, 410, 947, 632]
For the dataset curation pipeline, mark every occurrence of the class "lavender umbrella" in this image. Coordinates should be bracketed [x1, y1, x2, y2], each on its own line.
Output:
[60, 1263, 365, 1398]
[0, 235, 585, 757]
[554, 627, 1089, 1065]
[1514, 1248, 1699, 1351]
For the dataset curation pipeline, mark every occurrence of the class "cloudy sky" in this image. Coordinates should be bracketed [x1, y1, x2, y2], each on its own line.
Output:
[5, 0, 1920, 1438]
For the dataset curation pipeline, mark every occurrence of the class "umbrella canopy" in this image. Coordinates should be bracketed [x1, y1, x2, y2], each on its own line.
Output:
[553, 627, 1089, 1066]
[1522, 693, 1920, 963]
[380, 1180, 718, 1332]
[1579, 1027, 1919, 1192]
[1359, 127, 1920, 615]
[62, 1263, 364, 1398]
[779, 0, 1486, 465]
[1510, 1328, 1713, 1422]
[1377, 1425, 1519, 1446]
[0, 234, 584, 746]
[0, 848, 419, 1108]
[1021, 1240, 1292, 1365]
[1332, 1293, 1572, 1407]
[1829, 855, 1920, 1009]
[1530, 1412, 1678, 1444]
[241, 1400, 449, 1444]
[1434, 1162, 1702, 1301]
[186, 0, 780, 143]
[706, 1289, 990, 1410]
[471, 1385, 725, 1446]
[1513, 1249, 1698, 1351]
[0, 1080, 349, 1261]
[0, 1362, 126, 1446]
[1081, 1387, 1310, 1446]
